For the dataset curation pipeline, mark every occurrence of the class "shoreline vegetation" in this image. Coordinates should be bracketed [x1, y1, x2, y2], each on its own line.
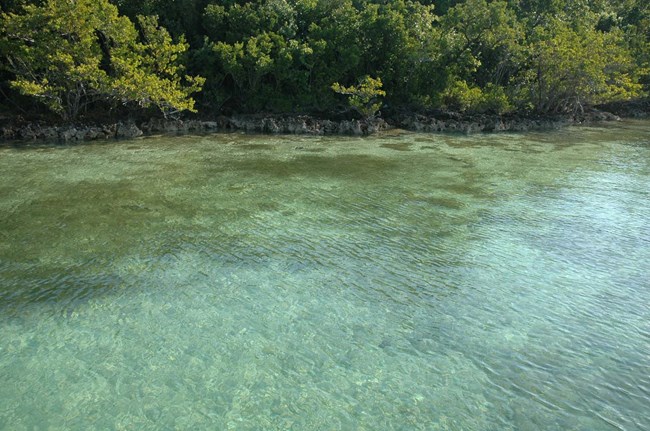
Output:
[1, 0, 649, 142]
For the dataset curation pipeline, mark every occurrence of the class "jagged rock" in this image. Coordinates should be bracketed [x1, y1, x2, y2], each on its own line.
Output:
[202, 121, 219, 130]
[222, 115, 388, 135]
[581, 110, 620, 122]
[82, 127, 105, 140]
[1, 126, 16, 140]
[140, 118, 219, 133]
[321, 120, 338, 134]
[186, 120, 218, 131]
[103, 124, 117, 138]
[38, 125, 56, 139]
[116, 122, 143, 139]
[261, 118, 280, 133]
[393, 113, 576, 133]
[18, 124, 38, 140]
[0, 104, 633, 144]
[339, 120, 363, 135]
[59, 127, 80, 142]
[229, 116, 258, 133]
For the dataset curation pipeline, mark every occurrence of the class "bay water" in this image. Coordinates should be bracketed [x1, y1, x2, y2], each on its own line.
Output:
[1, 121, 649, 430]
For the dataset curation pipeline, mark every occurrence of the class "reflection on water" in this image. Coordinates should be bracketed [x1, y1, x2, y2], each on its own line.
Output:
[1, 121, 649, 430]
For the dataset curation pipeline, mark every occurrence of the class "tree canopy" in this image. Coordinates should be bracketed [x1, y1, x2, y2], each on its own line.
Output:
[1, 0, 648, 120]
[0, 0, 204, 120]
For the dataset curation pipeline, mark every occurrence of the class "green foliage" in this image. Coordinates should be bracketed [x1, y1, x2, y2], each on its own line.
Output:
[480, 84, 513, 114]
[618, 0, 650, 90]
[112, 15, 205, 118]
[520, 19, 642, 114]
[358, 1, 444, 107]
[0, 0, 203, 120]
[442, 80, 483, 113]
[443, 80, 512, 114]
[1, 0, 647, 119]
[442, 0, 524, 87]
[111, 0, 210, 47]
[332, 75, 386, 119]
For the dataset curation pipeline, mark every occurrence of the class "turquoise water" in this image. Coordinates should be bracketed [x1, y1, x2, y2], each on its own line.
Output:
[1, 122, 649, 430]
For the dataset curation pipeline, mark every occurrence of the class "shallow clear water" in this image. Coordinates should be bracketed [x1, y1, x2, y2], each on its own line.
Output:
[1, 121, 649, 430]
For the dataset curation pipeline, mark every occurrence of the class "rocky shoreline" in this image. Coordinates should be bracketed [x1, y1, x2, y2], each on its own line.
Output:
[0, 106, 642, 144]
[0, 116, 388, 142]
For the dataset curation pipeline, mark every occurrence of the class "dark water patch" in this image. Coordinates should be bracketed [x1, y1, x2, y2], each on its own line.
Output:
[446, 154, 475, 168]
[444, 138, 506, 149]
[0, 262, 124, 316]
[238, 143, 275, 151]
[257, 201, 282, 212]
[438, 181, 490, 199]
[120, 203, 153, 212]
[294, 146, 326, 153]
[380, 142, 412, 151]
[504, 146, 546, 154]
[407, 195, 465, 210]
[228, 153, 400, 180]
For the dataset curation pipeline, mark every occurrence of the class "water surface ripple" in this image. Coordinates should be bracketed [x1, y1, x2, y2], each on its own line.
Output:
[1, 122, 649, 430]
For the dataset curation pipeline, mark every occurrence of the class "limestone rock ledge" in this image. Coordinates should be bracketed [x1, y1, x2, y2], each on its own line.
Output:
[0, 119, 219, 143]
[0, 109, 625, 143]
[223, 116, 387, 135]
[0, 117, 388, 143]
